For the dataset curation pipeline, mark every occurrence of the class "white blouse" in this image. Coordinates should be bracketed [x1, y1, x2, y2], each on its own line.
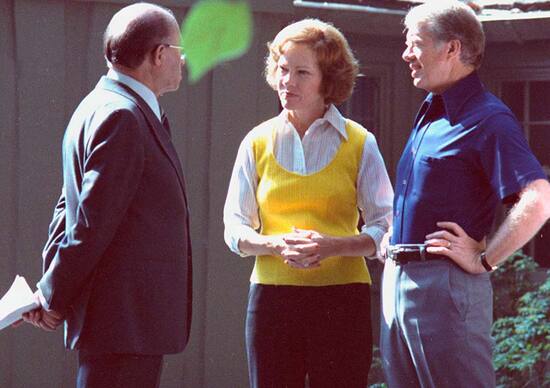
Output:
[223, 104, 394, 257]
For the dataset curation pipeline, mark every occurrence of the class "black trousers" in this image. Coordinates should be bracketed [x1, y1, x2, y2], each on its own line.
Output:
[246, 283, 372, 388]
[76, 350, 163, 388]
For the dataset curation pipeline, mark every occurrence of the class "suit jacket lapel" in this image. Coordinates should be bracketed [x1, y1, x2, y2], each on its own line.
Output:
[96, 77, 187, 197]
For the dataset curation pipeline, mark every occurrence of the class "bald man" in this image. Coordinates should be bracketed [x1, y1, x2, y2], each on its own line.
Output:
[24, 3, 192, 387]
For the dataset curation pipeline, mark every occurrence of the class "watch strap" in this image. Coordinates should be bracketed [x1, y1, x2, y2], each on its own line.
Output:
[480, 251, 496, 272]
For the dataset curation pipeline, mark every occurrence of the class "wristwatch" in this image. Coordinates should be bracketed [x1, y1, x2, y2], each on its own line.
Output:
[479, 251, 497, 272]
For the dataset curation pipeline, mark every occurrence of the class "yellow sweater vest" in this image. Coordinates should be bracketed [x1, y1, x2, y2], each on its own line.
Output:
[251, 117, 372, 286]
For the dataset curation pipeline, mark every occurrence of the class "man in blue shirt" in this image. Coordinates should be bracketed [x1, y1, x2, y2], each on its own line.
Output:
[380, 2, 550, 387]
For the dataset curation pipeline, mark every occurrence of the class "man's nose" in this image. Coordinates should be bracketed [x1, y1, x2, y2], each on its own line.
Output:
[402, 46, 412, 62]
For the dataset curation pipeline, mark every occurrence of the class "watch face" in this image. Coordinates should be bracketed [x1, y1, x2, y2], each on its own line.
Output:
[480, 252, 494, 272]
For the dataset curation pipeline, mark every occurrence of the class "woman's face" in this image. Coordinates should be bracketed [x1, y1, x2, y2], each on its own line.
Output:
[275, 42, 325, 114]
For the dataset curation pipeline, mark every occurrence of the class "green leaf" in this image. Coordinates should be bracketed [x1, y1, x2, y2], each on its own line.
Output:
[181, 0, 253, 83]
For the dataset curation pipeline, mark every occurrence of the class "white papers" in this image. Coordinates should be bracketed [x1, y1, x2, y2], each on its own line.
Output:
[0, 275, 39, 330]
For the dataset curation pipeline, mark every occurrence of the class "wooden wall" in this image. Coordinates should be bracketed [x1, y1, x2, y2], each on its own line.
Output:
[1, 1, 548, 387]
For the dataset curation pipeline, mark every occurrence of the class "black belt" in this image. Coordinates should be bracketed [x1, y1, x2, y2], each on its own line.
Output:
[387, 244, 446, 264]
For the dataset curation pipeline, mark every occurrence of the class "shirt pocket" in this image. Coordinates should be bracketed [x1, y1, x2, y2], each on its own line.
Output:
[411, 154, 468, 206]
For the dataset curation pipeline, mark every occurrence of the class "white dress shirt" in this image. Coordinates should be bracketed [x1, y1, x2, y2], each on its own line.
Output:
[223, 104, 394, 257]
[107, 68, 161, 120]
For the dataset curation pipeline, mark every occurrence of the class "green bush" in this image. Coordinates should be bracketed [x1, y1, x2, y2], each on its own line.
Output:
[491, 251, 540, 320]
[491, 252, 550, 387]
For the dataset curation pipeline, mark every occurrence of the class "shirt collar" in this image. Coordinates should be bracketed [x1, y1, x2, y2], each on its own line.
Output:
[428, 71, 484, 125]
[106, 68, 162, 120]
[279, 104, 348, 140]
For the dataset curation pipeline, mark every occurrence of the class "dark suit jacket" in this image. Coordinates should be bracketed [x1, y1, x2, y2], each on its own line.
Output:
[38, 77, 192, 354]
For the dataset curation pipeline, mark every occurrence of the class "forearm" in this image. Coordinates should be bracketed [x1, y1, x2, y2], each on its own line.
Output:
[238, 232, 284, 257]
[486, 179, 550, 266]
[237, 230, 377, 270]
[328, 234, 377, 258]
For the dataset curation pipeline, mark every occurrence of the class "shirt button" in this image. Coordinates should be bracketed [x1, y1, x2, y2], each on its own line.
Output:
[402, 180, 407, 185]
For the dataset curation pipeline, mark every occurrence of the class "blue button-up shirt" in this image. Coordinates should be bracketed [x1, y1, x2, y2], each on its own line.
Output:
[392, 72, 546, 244]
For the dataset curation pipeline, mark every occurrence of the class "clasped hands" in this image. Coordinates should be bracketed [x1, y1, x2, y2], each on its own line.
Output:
[276, 227, 334, 269]
[15, 291, 63, 331]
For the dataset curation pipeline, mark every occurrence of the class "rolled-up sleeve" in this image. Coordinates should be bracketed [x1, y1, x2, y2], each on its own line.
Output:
[357, 133, 394, 257]
[223, 133, 261, 257]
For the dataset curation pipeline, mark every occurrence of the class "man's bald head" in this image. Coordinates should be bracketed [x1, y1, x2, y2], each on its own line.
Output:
[104, 3, 177, 69]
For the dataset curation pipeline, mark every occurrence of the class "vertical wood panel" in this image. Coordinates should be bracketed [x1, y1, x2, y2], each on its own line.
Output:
[12, 1, 68, 387]
[203, 12, 283, 388]
[64, 1, 94, 119]
[0, 0, 17, 386]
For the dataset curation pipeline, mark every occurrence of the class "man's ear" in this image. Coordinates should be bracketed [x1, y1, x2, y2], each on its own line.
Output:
[447, 39, 461, 60]
[150, 44, 165, 66]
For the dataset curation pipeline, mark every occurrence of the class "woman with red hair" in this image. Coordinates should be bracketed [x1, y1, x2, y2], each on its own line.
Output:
[224, 19, 393, 387]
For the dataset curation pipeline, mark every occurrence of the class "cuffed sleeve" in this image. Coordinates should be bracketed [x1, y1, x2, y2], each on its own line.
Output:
[357, 133, 394, 258]
[223, 132, 261, 257]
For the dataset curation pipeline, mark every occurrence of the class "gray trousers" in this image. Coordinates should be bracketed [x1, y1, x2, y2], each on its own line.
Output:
[380, 259, 495, 388]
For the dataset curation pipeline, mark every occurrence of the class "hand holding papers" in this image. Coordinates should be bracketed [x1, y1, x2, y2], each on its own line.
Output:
[0, 275, 39, 330]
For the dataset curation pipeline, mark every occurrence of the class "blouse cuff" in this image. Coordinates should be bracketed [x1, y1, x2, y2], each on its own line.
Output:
[361, 225, 386, 258]
[225, 225, 258, 257]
